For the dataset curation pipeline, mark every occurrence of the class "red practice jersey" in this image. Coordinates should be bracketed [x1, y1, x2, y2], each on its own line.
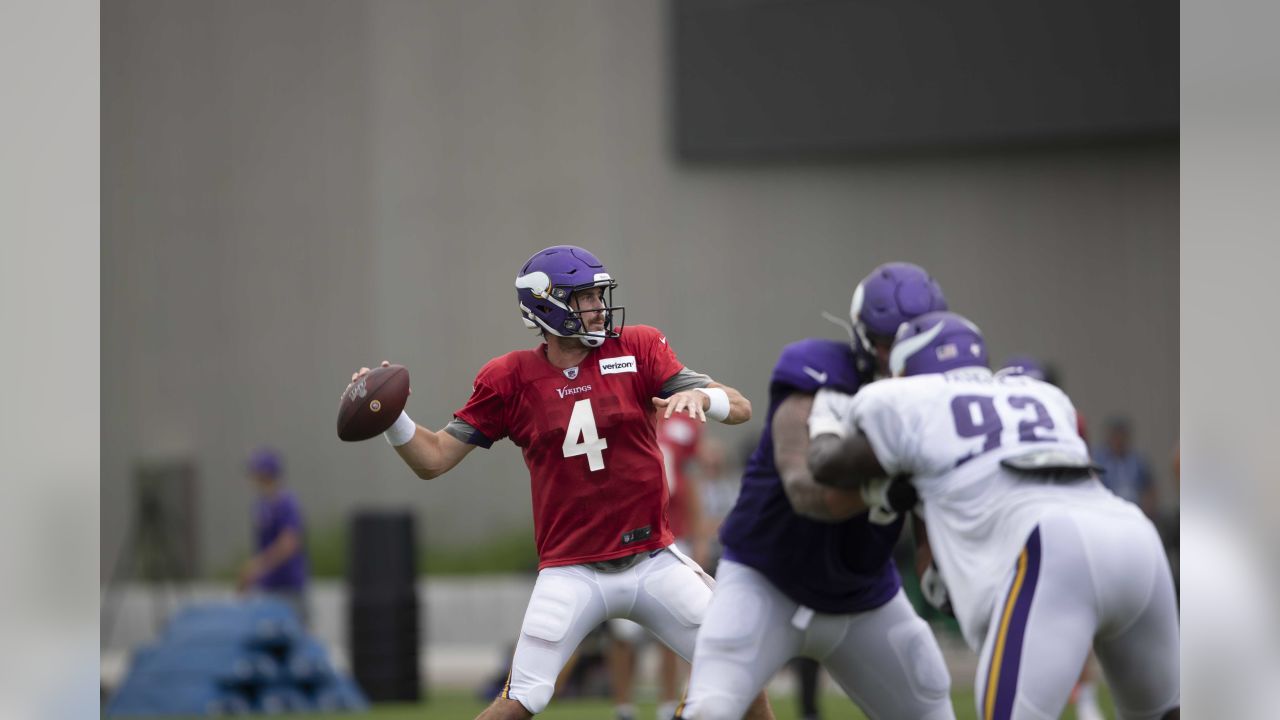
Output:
[658, 414, 703, 540]
[455, 325, 686, 569]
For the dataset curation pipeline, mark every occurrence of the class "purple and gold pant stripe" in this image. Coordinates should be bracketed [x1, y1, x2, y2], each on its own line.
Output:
[500, 667, 512, 700]
[983, 527, 1043, 720]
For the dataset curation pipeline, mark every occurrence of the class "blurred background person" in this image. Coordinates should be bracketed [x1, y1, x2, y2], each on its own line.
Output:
[696, 436, 742, 577]
[608, 413, 707, 720]
[236, 448, 309, 625]
[1094, 417, 1158, 518]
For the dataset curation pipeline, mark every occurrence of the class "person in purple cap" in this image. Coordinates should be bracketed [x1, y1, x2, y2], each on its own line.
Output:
[238, 447, 309, 624]
[807, 312, 1179, 720]
[999, 354, 1047, 382]
[677, 263, 954, 720]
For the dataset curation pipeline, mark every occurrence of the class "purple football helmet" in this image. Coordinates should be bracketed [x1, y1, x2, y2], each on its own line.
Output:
[889, 311, 988, 377]
[516, 245, 625, 347]
[999, 354, 1046, 381]
[849, 262, 947, 375]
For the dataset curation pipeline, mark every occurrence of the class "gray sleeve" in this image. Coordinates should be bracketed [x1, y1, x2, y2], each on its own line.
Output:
[444, 417, 494, 449]
[660, 366, 713, 397]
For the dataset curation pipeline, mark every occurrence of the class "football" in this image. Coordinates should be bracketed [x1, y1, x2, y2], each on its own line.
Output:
[337, 364, 411, 442]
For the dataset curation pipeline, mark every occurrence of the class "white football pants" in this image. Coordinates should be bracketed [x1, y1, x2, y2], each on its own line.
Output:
[680, 559, 955, 720]
[501, 547, 712, 714]
[974, 512, 1179, 720]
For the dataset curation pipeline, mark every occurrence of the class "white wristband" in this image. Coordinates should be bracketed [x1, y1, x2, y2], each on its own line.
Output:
[694, 387, 731, 422]
[384, 411, 418, 447]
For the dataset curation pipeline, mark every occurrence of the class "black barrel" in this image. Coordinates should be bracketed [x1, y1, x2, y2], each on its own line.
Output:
[347, 511, 422, 701]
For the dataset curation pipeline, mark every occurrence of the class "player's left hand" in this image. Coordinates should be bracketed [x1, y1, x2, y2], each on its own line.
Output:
[653, 391, 707, 422]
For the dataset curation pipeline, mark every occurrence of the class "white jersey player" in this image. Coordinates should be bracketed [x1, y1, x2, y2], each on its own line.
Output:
[807, 312, 1179, 720]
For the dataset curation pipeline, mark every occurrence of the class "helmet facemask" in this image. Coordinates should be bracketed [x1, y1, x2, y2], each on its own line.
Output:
[850, 281, 895, 378]
[564, 281, 624, 347]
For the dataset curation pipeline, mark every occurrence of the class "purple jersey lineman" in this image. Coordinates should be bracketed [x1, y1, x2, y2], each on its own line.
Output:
[717, 338, 903, 613]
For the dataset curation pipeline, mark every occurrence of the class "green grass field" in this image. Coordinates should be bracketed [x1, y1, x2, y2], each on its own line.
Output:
[247, 687, 1114, 719]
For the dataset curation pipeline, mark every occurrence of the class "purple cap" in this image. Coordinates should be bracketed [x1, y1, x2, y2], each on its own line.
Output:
[247, 447, 283, 478]
[889, 311, 988, 376]
[1000, 355, 1046, 381]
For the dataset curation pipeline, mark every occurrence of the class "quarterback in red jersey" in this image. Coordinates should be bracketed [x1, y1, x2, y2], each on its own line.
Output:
[348, 246, 772, 720]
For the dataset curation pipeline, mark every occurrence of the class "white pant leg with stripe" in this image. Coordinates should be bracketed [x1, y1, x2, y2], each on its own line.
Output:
[681, 559, 954, 720]
[502, 548, 713, 714]
[974, 511, 1179, 720]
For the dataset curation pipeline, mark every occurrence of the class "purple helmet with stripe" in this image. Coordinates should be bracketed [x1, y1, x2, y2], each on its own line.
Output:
[850, 262, 947, 350]
[516, 245, 625, 347]
[889, 311, 988, 377]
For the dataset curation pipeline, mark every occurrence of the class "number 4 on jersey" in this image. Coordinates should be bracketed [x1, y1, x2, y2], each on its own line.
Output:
[563, 398, 608, 471]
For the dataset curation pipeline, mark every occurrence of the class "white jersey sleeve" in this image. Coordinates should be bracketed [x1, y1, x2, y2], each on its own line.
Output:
[846, 378, 934, 476]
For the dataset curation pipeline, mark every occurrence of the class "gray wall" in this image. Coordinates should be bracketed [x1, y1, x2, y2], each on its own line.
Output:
[103, 0, 1177, 577]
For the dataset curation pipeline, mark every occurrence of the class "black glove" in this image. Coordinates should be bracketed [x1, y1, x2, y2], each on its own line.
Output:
[885, 476, 919, 514]
[862, 476, 919, 525]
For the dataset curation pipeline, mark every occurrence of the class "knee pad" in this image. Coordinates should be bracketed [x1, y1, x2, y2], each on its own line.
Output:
[516, 683, 554, 715]
[508, 573, 597, 714]
[889, 617, 951, 701]
[696, 585, 768, 658]
[522, 574, 588, 644]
